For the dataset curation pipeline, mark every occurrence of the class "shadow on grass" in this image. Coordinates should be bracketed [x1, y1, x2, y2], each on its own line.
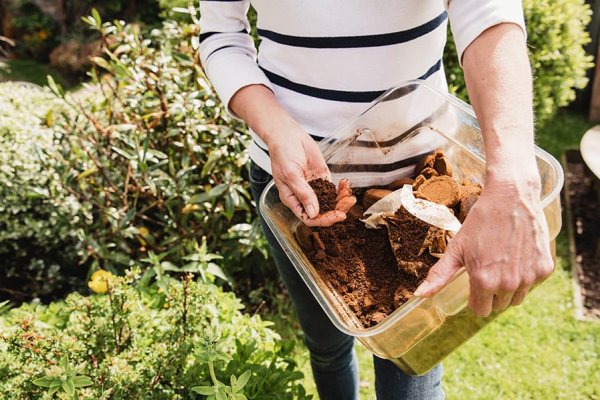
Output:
[0, 59, 78, 89]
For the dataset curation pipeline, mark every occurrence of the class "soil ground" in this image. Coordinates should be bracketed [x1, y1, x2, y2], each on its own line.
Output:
[565, 149, 600, 319]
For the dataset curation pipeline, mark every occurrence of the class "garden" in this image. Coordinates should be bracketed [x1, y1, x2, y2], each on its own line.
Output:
[0, 0, 599, 399]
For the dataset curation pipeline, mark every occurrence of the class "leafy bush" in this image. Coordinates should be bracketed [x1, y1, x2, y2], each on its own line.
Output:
[444, 0, 594, 125]
[0, 82, 84, 303]
[48, 12, 269, 283]
[0, 271, 309, 399]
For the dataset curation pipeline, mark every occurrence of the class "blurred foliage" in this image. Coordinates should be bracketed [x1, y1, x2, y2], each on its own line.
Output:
[5, 0, 162, 62]
[48, 11, 269, 285]
[9, 1, 59, 60]
[0, 82, 85, 304]
[0, 270, 309, 399]
[444, 0, 594, 125]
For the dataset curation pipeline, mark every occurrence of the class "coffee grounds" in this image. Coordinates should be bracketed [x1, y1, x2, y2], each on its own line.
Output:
[415, 175, 460, 208]
[310, 178, 338, 213]
[299, 150, 478, 328]
[386, 207, 439, 272]
[304, 189, 436, 328]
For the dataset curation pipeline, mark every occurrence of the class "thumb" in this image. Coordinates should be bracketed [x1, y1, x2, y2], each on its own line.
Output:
[414, 243, 462, 297]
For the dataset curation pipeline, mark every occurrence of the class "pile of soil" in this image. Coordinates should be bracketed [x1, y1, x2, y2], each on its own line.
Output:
[565, 150, 600, 318]
[309, 178, 338, 213]
[297, 150, 481, 328]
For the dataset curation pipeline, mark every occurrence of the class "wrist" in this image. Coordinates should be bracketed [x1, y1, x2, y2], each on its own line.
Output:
[262, 118, 306, 149]
[484, 166, 541, 201]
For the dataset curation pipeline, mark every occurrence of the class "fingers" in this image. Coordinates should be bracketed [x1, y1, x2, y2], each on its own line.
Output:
[492, 292, 513, 311]
[285, 177, 319, 219]
[414, 243, 462, 297]
[469, 285, 494, 317]
[334, 178, 356, 212]
[277, 181, 310, 221]
[336, 196, 356, 212]
[303, 210, 347, 227]
[336, 188, 352, 201]
[510, 288, 529, 306]
[336, 180, 352, 201]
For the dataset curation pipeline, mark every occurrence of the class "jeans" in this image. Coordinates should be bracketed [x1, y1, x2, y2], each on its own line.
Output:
[249, 161, 444, 400]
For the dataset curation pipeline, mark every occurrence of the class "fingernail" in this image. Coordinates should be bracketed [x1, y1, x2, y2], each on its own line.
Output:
[413, 281, 430, 297]
[306, 204, 317, 219]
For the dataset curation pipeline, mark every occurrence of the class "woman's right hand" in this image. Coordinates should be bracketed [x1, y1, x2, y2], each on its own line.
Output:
[268, 125, 355, 227]
[229, 84, 354, 226]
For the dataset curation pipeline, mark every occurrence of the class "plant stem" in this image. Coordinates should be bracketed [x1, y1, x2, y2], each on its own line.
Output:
[208, 361, 219, 388]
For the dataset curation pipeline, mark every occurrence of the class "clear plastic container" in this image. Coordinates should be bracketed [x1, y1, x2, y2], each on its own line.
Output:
[258, 80, 564, 376]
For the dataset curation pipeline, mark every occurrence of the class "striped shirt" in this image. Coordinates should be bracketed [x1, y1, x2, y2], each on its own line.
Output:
[198, 0, 525, 176]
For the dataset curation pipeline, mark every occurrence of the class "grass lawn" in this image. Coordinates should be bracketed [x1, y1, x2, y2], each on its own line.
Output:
[0, 59, 74, 88]
[267, 110, 600, 399]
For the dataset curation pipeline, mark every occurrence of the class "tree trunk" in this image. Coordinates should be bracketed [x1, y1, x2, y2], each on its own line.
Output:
[124, 0, 136, 19]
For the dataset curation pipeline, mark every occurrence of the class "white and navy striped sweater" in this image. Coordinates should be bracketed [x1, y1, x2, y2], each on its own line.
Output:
[198, 0, 525, 175]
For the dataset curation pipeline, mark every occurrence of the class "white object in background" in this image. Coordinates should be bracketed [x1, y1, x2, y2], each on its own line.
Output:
[580, 125, 600, 179]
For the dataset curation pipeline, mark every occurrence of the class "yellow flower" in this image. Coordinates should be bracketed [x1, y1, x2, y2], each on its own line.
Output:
[181, 203, 200, 214]
[88, 269, 114, 294]
[137, 226, 149, 246]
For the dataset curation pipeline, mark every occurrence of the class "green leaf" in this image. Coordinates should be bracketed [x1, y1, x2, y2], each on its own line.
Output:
[216, 390, 227, 400]
[0, 300, 12, 315]
[46, 75, 64, 97]
[92, 57, 113, 72]
[62, 379, 75, 396]
[206, 263, 229, 283]
[77, 167, 98, 180]
[72, 375, 93, 388]
[33, 376, 57, 388]
[147, 149, 168, 160]
[112, 124, 137, 132]
[191, 385, 215, 395]
[235, 370, 252, 391]
[160, 261, 182, 272]
[111, 146, 136, 160]
[189, 184, 228, 204]
[201, 151, 221, 177]
[91, 8, 102, 26]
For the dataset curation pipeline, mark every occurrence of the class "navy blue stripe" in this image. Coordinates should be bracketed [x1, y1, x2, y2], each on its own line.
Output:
[328, 151, 433, 174]
[257, 11, 447, 49]
[254, 139, 433, 174]
[260, 59, 441, 103]
[253, 132, 323, 157]
[199, 28, 247, 43]
[254, 140, 270, 156]
[418, 59, 442, 81]
[206, 45, 236, 59]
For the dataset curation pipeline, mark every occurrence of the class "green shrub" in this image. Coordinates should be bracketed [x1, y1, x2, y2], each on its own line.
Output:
[0, 271, 309, 399]
[48, 13, 269, 284]
[444, 0, 593, 126]
[0, 82, 84, 303]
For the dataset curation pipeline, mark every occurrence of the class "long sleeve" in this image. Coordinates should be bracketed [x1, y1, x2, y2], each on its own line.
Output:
[444, 0, 526, 65]
[198, 1, 272, 113]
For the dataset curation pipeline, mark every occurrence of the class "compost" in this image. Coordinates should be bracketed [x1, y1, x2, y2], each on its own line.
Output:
[297, 150, 481, 327]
